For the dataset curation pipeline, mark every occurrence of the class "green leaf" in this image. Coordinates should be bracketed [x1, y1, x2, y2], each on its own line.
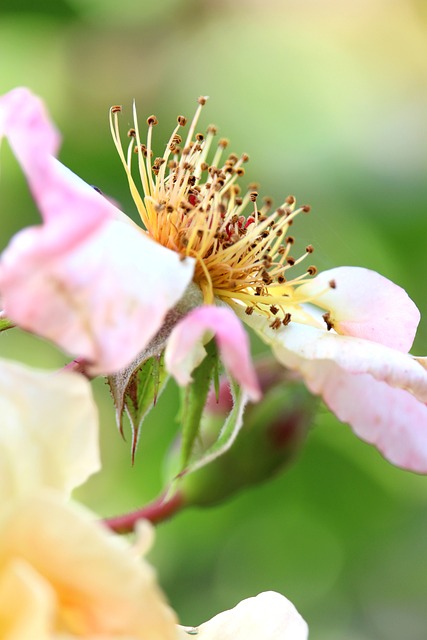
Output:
[108, 352, 169, 463]
[178, 338, 218, 471]
[0, 316, 15, 333]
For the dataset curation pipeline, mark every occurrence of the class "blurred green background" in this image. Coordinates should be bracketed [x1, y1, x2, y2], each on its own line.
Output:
[1, 0, 427, 638]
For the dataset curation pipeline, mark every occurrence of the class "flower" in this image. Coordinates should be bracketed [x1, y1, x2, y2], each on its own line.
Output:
[0, 357, 307, 638]
[1, 88, 427, 471]
[0, 357, 178, 639]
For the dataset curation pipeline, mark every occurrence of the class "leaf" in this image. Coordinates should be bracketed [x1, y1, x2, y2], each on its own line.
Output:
[108, 352, 169, 463]
[178, 338, 218, 471]
[0, 316, 15, 333]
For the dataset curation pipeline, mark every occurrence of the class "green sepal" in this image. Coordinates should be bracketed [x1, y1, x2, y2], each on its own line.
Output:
[178, 338, 218, 471]
[0, 316, 15, 333]
[108, 352, 169, 463]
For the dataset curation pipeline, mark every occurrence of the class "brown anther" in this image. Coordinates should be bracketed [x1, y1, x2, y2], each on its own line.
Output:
[172, 134, 182, 144]
[198, 96, 208, 105]
[270, 318, 282, 330]
[286, 195, 296, 205]
[235, 197, 243, 206]
[250, 192, 258, 202]
[236, 167, 245, 177]
[177, 115, 187, 126]
[227, 153, 238, 164]
[302, 205, 311, 213]
[276, 229, 283, 237]
[207, 124, 218, 135]
[277, 275, 286, 284]
[200, 162, 209, 171]
[111, 105, 122, 113]
[258, 215, 267, 222]
[255, 286, 263, 296]
[276, 208, 285, 217]
[307, 265, 318, 276]
[241, 153, 250, 162]
[270, 305, 279, 315]
[322, 312, 334, 331]
[286, 257, 295, 266]
[277, 246, 286, 255]
[166, 204, 174, 213]
[282, 313, 292, 326]
[219, 138, 229, 148]
[305, 244, 314, 253]
[147, 115, 158, 126]
[263, 196, 273, 207]
[196, 229, 204, 238]
[286, 236, 295, 245]
[231, 214, 239, 224]
[248, 182, 259, 191]
[245, 306, 255, 315]
[127, 128, 136, 138]
[329, 279, 337, 289]
[196, 133, 204, 141]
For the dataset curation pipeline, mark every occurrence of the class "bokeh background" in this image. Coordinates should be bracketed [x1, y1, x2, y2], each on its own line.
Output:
[1, 0, 427, 638]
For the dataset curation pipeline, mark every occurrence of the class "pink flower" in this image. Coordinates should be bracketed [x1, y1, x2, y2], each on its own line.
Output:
[1, 88, 427, 470]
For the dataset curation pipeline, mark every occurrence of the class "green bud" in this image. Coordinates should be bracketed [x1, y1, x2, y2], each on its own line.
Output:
[167, 360, 319, 507]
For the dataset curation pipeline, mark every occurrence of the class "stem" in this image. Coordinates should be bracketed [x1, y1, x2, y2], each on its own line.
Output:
[103, 491, 185, 534]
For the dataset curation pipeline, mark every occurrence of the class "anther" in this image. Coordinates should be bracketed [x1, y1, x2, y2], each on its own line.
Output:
[198, 96, 208, 105]
[282, 313, 292, 326]
[127, 128, 136, 138]
[177, 115, 187, 126]
[322, 312, 334, 331]
[286, 195, 296, 205]
[270, 318, 282, 330]
[111, 105, 122, 113]
[147, 115, 158, 126]
[302, 205, 311, 213]
[287, 257, 295, 266]
[241, 153, 250, 162]
[207, 124, 218, 135]
[286, 236, 295, 244]
[250, 192, 258, 202]
[329, 279, 337, 289]
[196, 133, 204, 141]
[277, 275, 286, 284]
[270, 305, 279, 315]
[219, 138, 229, 148]
[245, 306, 255, 315]
[236, 167, 245, 177]
[305, 244, 314, 253]
[307, 265, 318, 276]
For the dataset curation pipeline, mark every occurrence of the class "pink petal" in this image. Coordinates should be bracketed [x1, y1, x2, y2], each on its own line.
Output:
[165, 306, 261, 401]
[297, 266, 420, 352]
[0, 219, 195, 374]
[306, 363, 427, 473]
[0, 87, 119, 242]
[239, 309, 427, 471]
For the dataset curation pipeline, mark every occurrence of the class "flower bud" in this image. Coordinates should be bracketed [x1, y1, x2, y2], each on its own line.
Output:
[168, 359, 318, 507]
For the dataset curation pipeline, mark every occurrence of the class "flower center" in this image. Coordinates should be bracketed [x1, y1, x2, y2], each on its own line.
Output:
[110, 97, 320, 328]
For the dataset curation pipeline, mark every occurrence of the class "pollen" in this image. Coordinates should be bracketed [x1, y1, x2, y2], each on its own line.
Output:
[109, 98, 321, 326]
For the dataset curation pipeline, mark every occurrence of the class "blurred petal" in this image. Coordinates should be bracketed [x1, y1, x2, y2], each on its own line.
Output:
[0, 494, 178, 639]
[165, 305, 261, 401]
[0, 358, 99, 500]
[305, 363, 427, 472]
[0, 559, 54, 640]
[0, 220, 195, 374]
[178, 592, 308, 640]
[297, 267, 420, 352]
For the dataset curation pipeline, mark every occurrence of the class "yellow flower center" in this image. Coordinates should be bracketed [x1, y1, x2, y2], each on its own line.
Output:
[110, 97, 319, 328]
